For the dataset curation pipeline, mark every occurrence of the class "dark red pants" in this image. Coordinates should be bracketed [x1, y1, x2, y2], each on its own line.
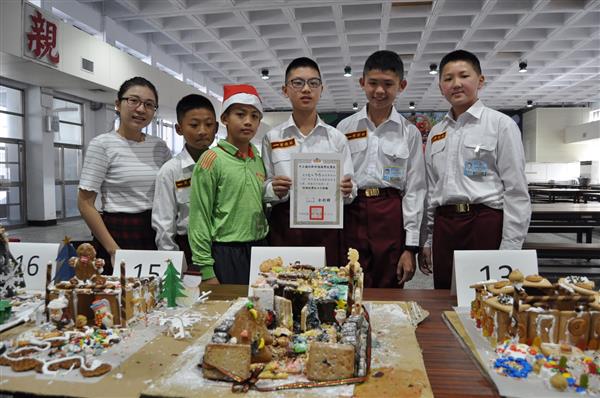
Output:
[344, 189, 405, 288]
[268, 201, 343, 267]
[92, 210, 157, 275]
[432, 204, 503, 289]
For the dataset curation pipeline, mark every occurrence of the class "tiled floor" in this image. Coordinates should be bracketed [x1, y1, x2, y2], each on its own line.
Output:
[5, 219, 599, 290]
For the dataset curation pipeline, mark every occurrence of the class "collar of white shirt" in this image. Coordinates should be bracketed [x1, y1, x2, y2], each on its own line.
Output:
[445, 99, 485, 123]
[358, 105, 403, 127]
[177, 146, 196, 170]
[282, 114, 329, 138]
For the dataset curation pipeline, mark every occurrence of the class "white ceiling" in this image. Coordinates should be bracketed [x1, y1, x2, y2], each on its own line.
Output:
[74, 0, 600, 112]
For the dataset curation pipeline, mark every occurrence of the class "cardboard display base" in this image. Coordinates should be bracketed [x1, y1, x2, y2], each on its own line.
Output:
[0, 301, 231, 397]
[144, 300, 432, 398]
[444, 308, 599, 398]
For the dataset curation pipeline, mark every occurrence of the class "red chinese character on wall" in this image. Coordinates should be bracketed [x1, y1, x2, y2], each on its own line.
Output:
[26, 10, 59, 64]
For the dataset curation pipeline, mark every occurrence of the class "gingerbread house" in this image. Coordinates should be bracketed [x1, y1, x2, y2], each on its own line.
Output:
[201, 249, 371, 385]
[471, 273, 600, 350]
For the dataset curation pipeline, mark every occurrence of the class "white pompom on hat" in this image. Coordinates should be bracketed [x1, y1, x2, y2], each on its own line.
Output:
[221, 84, 263, 115]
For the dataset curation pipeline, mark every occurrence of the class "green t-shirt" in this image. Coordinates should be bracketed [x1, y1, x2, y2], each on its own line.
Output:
[188, 139, 268, 279]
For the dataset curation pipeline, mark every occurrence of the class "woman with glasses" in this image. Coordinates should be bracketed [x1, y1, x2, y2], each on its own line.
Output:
[78, 77, 172, 274]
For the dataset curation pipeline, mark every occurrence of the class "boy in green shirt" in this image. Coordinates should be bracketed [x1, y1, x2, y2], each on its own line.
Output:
[188, 84, 268, 284]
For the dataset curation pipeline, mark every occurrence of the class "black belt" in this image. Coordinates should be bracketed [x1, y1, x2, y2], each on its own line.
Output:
[436, 203, 492, 216]
[357, 187, 400, 198]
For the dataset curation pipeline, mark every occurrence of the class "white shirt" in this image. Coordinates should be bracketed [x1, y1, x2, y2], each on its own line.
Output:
[337, 106, 427, 246]
[262, 115, 357, 204]
[423, 100, 531, 249]
[79, 131, 172, 213]
[152, 147, 196, 251]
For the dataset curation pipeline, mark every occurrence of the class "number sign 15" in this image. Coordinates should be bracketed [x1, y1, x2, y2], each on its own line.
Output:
[113, 250, 184, 278]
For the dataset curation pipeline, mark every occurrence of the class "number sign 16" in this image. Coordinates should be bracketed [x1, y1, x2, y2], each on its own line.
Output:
[9, 243, 60, 292]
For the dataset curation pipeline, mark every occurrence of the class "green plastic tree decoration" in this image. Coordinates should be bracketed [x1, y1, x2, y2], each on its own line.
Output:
[159, 260, 186, 307]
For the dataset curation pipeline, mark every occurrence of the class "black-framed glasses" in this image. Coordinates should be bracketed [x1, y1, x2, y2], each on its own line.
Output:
[121, 96, 158, 111]
[287, 78, 322, 90]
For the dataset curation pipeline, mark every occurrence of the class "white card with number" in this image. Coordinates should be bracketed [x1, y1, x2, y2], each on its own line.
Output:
[10, 243, 60, 292]
[452, 250, 538, 308]
[113, 250, 184, 278]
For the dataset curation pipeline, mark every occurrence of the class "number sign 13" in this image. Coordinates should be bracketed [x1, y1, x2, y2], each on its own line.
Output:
[113, 250, 184, 278]
[452, 250, 538, 308]
[9, 243, 60, 292]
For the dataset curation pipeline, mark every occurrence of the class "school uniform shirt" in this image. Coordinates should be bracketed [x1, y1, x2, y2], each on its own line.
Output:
[423, 100, 531, 249]
[337, 105, 426, 246]
[152, 146, 195, 252]
[262, 115, 357, 204]
[188, 139, 269, 279]
[79, 131, 172, 213]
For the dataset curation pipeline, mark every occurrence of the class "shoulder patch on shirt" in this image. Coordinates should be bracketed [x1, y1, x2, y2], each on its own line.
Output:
[175, 178, 191, 188]
[431, 131, 446, 144]
[199, 150, 217, 170]
[271, 138, 296, 149]
[345, 130, 367, 141]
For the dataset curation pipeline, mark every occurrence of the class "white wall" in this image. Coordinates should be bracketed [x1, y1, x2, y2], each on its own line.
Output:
[522, 107, 599, 163]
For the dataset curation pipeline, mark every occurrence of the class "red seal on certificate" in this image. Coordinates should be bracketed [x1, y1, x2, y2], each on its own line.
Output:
[309, 206, 324, 220]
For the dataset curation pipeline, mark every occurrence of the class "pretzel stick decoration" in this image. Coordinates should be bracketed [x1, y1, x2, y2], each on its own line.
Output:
[45, 261, 53, 322]
[508, 269, 524, 339]
[119, 260, 127, 328]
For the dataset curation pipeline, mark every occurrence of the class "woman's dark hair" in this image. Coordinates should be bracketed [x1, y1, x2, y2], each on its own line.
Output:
[117, 76, 159, 104]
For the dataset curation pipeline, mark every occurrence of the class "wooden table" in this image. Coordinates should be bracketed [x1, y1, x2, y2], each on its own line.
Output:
[201, 284, 498, 398]
[529, 188, 600, 203]
[531, 202, 600, 225]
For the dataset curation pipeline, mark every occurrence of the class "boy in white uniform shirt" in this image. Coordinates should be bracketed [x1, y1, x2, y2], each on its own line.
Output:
[152, 94, 217, 270]
[419, 49, 531, 289]
[337, 50, 426, 288]
[262, 57, 356, 267]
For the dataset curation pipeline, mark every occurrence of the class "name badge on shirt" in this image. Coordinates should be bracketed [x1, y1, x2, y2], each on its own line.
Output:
[383, 166, 404, 183]
[464, 159, 488, 177]
[345, 130, 367, 141]
[175, 178, 191, 188]
[271, 138, 296, 149]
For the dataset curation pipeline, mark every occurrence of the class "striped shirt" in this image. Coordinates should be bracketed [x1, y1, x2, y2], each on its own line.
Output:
[79, 131, 172, 213]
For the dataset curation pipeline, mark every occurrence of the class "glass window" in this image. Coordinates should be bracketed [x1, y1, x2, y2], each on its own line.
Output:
[54, 146, 61, 180]
[55, 184, 63, 219]
[55, 123, 82, 145]
[53, 97, 83, 145]
[63, 147, 82, 181]
[64, 184, 79, 217]
[0, 86, 23, 114]
[0, 113, 24, 140]
[53, 98, 82, 124]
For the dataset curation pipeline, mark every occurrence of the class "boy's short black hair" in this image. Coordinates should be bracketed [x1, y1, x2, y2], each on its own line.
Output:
[363, 50, 404, 80]
[285, 57, 321, 82]
[439, 49, 482, 76]
[176, 94, 215, 123]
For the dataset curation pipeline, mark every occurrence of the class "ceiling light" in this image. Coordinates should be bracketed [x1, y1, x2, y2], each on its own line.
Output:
[409, 102, 415, 110]
[519, 61, 527, 73]
[344, 66, 352, 77]
[527, 100, 533, 108]
[429, 63, 438, 75]
[352, 102, 358, 110]
[261, 69, 269, 80]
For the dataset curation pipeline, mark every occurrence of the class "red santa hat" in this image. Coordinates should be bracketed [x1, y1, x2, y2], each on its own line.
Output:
[221, 84, 263, 115]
